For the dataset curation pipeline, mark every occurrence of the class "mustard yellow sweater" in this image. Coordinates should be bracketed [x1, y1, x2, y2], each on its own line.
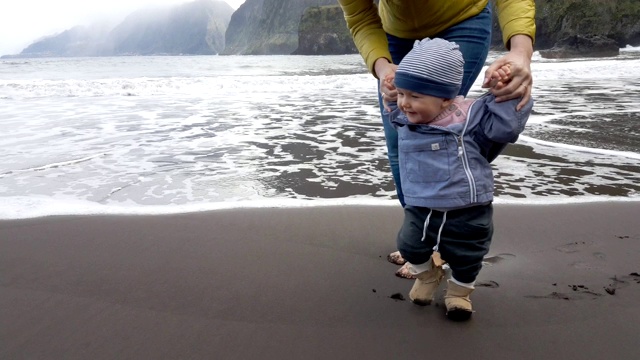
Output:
[338, 0, 536, 74]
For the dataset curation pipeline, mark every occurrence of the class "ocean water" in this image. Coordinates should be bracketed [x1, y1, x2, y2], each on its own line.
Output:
[1, 47, 639, 219]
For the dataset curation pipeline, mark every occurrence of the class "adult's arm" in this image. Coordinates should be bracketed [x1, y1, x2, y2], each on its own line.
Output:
[494, 0, 536, 50]
[483, 0, 536, 110]
[338, 0, 391, 77]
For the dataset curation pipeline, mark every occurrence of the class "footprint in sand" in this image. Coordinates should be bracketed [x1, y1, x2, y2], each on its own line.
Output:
[525, 284, 603, 300]
[525, 292, 576, 300]
[482, 253, 516, 266]
[554, 241, 596, 254]
[527, 272, 640, 299]
[476, 280, 499, 288]
[569, 261, 604, 270]
[476, 254, 515, 289]
[603, 273, 640, 294]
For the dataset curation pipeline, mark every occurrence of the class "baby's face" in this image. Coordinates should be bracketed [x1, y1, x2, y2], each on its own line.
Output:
[397, 88, 448, 124]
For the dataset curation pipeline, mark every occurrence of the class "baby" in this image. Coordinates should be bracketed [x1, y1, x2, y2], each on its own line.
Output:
[385, 38, 533, 321]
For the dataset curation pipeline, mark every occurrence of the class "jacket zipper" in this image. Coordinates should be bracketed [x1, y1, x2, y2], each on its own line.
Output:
[457, 95, 481, 203]
[456, 134, 476, 203]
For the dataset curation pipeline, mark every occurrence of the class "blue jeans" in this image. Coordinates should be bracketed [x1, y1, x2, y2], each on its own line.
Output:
[377, 5, 492, 207]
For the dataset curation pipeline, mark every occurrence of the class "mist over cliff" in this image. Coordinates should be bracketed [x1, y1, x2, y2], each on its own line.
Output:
[5, 0, 639, 58]
[8, 0, 233, 58]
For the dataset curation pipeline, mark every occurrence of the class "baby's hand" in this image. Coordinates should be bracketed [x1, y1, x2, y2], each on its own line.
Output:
[381, 73, 397, 111]
[488, 64, 511, 90]
[383, 73, 395, 89]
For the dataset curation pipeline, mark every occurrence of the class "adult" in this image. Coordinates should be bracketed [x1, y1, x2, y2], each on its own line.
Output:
[337, 0, 536, 275]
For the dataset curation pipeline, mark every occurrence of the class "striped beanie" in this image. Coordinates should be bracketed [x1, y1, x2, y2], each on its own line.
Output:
[394, 38, 464, 99]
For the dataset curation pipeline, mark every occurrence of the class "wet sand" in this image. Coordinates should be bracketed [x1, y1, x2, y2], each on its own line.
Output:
[2, 202, 639, 359]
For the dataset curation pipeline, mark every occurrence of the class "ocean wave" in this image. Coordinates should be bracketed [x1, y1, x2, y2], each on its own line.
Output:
[0, 73, 373, 99]
[621, 45, 640, 52]
[0, 153, 107, 178]
[2, 53, 639, 99]
[1, 55, 638, 220]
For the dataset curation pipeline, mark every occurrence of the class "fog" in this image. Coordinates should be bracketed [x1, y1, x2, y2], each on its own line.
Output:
[0, 0, 245, 56]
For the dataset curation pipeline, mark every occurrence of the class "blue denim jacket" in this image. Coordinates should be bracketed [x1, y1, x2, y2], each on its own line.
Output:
[388, 93, 533, 209]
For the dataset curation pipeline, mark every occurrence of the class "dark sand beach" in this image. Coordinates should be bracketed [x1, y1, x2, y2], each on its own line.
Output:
[2, 202, 639, 359]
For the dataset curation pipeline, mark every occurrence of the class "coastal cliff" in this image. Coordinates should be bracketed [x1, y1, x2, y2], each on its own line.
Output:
[293, 5, 357, 55]
[5, 0, 233, 58]
[295, 0, 640, 56]
[293, 0, 640, 57]
[221, 0, 336, 55]
[4, 0, 640, 58]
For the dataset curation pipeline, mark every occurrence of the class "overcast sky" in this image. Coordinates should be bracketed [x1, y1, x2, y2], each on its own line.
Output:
[0, 0, 246, 56]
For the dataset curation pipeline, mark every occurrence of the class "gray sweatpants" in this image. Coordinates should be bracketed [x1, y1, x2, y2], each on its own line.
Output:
[396, 203, 493, 283]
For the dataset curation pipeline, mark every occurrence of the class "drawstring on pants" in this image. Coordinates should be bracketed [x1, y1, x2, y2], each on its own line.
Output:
[420, 209, 448, 253]
[434, 210, 447, 252]
[420, 209, 433, 242]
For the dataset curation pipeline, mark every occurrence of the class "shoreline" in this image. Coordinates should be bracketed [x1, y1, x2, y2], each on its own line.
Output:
[2, 202, 639, 359]
[1, 195, 640, 221]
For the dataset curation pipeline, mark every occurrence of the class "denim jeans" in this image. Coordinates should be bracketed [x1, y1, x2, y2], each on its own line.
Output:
[377, 5, 492, 207]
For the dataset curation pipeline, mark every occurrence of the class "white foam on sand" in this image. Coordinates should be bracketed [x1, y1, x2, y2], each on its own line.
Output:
[1, 195, 639, 220]
[519, 135, 640, 160]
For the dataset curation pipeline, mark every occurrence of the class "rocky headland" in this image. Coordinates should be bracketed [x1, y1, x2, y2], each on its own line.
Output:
[3, 0, 639, 59]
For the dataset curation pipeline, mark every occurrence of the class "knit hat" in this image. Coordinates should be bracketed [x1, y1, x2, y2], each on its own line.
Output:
[394, 38, 465, 99]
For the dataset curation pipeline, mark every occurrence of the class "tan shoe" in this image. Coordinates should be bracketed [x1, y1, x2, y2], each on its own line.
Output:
[408, 253, 445, 306]
[444, 280, 474, 321]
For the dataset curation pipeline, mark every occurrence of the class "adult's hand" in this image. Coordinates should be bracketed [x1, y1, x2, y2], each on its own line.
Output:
[374, 58, 398, 111]
[482, 35, 534, 111]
